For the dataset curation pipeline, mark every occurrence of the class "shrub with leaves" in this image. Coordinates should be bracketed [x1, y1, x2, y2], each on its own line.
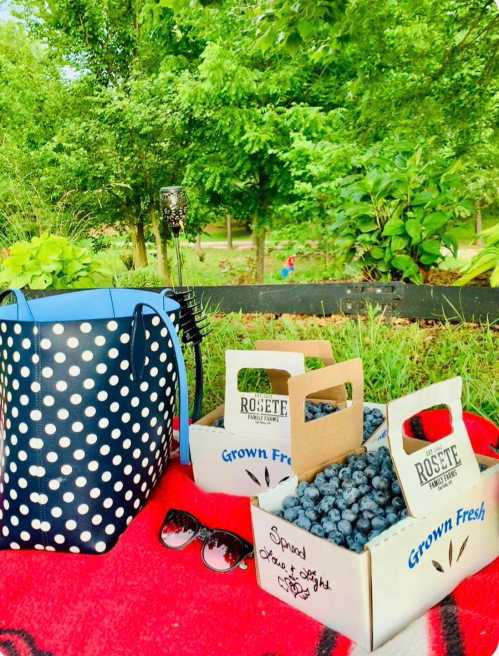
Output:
[456, 223, 499, 287]
[329, 147, 472, 282]
[0, 235, 122, 289]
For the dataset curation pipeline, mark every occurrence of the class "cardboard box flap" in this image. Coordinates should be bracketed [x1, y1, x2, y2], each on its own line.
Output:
[224, 349, 306, 437]
[288, 358, 364, 478]
[255, 339, 347, 404]
[387, 377, 481, 518]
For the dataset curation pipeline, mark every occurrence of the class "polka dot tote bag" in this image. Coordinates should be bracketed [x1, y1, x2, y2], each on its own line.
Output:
[0, 288, 189, 554]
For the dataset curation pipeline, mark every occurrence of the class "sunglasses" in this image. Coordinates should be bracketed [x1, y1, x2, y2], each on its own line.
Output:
[160, 509, 254, 573]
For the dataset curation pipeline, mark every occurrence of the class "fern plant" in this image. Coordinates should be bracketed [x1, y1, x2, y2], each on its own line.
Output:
[456, 223, 499, 287]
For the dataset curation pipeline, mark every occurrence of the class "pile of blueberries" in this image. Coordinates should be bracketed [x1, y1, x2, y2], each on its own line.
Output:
[275, 446, 408, 553]
[213, 401, 385, 443]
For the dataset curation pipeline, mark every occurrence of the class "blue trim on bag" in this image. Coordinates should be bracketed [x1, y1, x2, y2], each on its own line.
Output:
[0, 288, 180, 322]
[130, 301, 190, 465]
[0, 288, 191, 465]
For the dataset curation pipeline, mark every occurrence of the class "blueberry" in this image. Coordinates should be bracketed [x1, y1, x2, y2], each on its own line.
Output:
[295, 516, 312, 531]
[304, 485, 320, 500]
[367, 529, 382, 541]
[304, 509, 319, 522]
[352, 470, 367, 486]
[372, 476, 390, 491]
[391, 481, 401, 495]
[341, 478, 354, 490]
[299, 498, 314, 510]
[392, 496, 405, 511]
[347, 536, 364, 553]
[296, 482, 308, 497]
[339, 467, 352, 481]
[324, 464, 341, 478]
[310, 524, 325, 538]
[352, 454, 367, 471]
[356, 517, 371, 533]
[371, 516, 387, 531]
[362, 509, 376, 520]
[318, 496, 335, 514]
[358, 483, 370, 496]
[373, 491, 389, 506]
[321, 518, 336, 533]
[342, 487, 360, 506]
[282, 495, 300, 509]
[283, 507, 300, 522]
[365, 466, 377, 479]
[327, 530, 345, 546]
[385, 512, 398, 526]
[335, 497, 348, 511]
[328, 508, 341, 523]
[398, 509, 409, 519]
[342, 508, 357, 523]
[353, 530, 367, 544]
[314, 472, 327, 487]
[337, 519, 353, 536]
[319, 481, 339, 495]
[213, 416, 225, 428]
[360, 497, 380, 514]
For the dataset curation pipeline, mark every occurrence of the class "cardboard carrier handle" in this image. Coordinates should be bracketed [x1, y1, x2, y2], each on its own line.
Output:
[387, 377, 481, 517]
[224, 349, 305, 436]
[287, 358, 364, 478]
[255, 339, 346, 403]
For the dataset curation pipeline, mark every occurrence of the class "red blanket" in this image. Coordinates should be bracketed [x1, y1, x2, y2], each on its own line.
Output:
[0, 461, 497, 656]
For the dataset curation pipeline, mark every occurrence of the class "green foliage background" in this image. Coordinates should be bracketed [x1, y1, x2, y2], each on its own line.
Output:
[0, 0, 498, 283]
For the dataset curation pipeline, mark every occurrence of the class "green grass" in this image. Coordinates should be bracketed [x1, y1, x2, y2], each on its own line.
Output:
[186, 310, 498, 424]
[114, 247, 349, 286]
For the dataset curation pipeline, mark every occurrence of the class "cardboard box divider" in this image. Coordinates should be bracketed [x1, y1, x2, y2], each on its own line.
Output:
[190, 340, 344, 496]
[251, 358, 499, 651]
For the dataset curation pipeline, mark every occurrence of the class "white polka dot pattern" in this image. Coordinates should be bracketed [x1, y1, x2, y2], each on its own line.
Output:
[0, 310, 179, 554]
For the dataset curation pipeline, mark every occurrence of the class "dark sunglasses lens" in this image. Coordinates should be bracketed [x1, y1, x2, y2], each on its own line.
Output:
[161, 512, 197, 548]
[202, 531, 245, 572]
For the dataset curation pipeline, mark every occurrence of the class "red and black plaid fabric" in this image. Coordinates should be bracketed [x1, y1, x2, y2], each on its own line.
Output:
[0, 459, 497, 656]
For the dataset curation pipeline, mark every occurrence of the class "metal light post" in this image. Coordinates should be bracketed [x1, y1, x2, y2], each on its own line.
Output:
[159, 185, 210, 421]
[160, 186, 188, 286]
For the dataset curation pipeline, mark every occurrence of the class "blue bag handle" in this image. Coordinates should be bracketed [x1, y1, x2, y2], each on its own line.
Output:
[130, 300, 190, 465]
[0, 288, 34, 321]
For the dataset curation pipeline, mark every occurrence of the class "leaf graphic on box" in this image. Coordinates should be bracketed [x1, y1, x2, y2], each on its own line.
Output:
[457, 536, 469, 562]
[264, 466, 270, 487]
[279, 476, 290, 484]
[245, 469, 261, 486]
[449, 540, 453, 567]
[432, 560, 444, 573]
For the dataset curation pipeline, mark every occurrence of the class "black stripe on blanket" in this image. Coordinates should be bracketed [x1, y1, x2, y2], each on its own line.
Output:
[440, 594, 465, 656]
[316, 627, 337, 656]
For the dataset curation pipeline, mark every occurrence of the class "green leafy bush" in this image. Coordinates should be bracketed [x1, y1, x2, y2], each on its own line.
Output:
[0, 235, 123, 289]
[115, 266, 166, 288]
[456, 223, 499, 287]
[329, 147, 471, 282]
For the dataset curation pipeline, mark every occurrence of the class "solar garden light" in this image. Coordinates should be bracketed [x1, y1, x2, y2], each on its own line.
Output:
[160, 186, 188, 286]
[159, 185, 210, 422]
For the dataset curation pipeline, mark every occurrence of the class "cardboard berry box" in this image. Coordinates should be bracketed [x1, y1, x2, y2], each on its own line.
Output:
[250, 359, 499, 651]
[189, 341, 348, 496]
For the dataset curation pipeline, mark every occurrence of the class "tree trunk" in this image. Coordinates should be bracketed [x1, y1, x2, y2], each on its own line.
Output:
[130, 219, 148, 269]
[475, 206, 484, 246]
[152, 211, 172, 284]
[254, 225, 266, 283]
[226, 214, 233, 249]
